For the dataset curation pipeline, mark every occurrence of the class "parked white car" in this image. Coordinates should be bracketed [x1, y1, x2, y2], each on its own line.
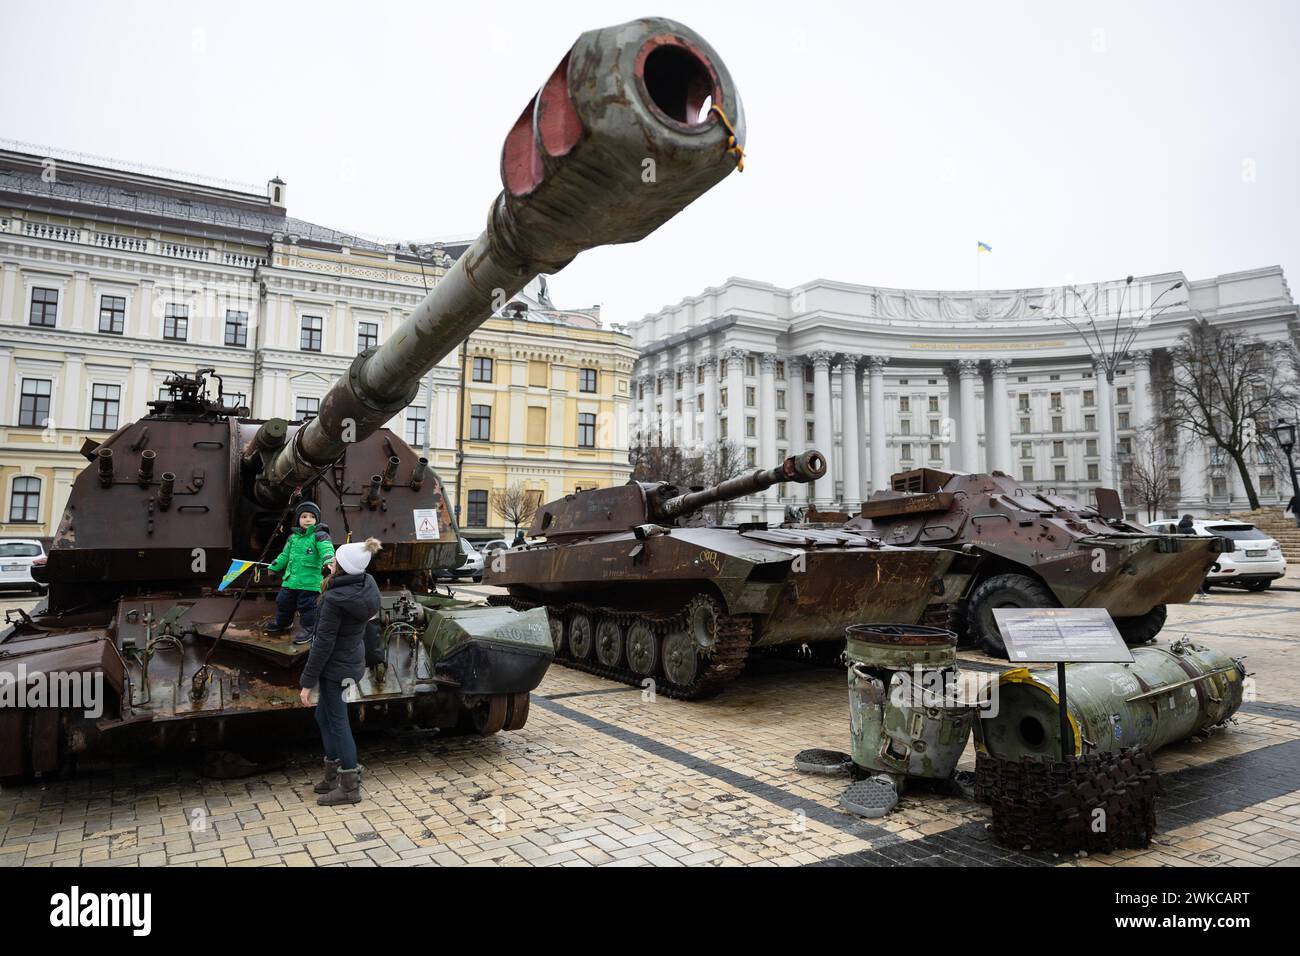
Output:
[0, 539, 47, 594]
[1147, 519, 1287, 591]
[447, 537, 484, 582]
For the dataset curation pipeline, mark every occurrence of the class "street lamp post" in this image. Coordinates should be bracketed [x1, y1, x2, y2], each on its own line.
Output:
[1030, 277, 1186, 505]
[1274, 420, 1299, 527]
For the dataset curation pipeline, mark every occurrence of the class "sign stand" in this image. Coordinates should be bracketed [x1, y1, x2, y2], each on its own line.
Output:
[993, 607, 1136, 761]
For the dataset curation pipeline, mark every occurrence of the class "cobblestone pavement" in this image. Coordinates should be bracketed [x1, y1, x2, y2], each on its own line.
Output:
[2, 577, 1299, 868]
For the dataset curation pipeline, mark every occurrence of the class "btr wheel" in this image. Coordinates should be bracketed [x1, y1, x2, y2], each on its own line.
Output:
[594, 618, 624, 668]
[965, 572, 1059, 658]
[1115, 604, 1167, 646]
[471, 695, 508, 736]
[661, 628, 699, 686]
[568, 613, 594, 661]
[626, 621, 658, 676]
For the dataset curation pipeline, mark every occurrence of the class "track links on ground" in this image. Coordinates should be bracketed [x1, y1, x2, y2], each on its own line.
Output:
[490, 594, 751, 700]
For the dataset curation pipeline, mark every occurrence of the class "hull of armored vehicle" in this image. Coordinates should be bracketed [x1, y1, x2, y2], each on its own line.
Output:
[845, 468, 1229, 656]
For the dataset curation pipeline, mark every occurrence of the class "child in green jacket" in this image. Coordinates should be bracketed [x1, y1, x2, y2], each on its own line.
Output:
[265, 502, 336, 644]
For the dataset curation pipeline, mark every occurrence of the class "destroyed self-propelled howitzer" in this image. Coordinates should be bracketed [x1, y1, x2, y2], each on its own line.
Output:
[843, 468, 1229, 657]
[485, 452, 961, 699]
[0, 15, 748, 778]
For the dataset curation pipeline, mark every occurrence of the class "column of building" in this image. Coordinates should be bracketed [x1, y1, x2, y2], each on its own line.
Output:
[867, 356, 889, 492]
[678, 359, 695, 447]
[957, 360, 980, 472]
[701, 356, 719, 446]
[1130, 350, 1153, 431]
[1173, 359, 1207, 508]
[987, 358, 1012, 473]
[723, 347, 746, 449]
[656, 368, 673, 443]
[839, 356, 861, 509]
[810, 351, 835, 506]
[759, 352, 778, 477]
[787, 358, 808, 503]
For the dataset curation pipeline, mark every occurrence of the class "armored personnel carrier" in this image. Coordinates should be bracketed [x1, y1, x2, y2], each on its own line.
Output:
[0, 15, 748, 777]
[486, 452, 960, 699]
[845, 468, 1228, 656]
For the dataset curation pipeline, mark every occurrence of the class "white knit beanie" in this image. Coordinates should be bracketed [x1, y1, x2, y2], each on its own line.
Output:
[335, 537, 381, 574]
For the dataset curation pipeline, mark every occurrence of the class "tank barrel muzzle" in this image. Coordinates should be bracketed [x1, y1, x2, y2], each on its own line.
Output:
[658, 450, 826, 521]
[255, 16, 745, 506]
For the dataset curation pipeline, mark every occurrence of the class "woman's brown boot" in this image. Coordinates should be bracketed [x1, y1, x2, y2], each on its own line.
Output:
[318, 767, 362, 806]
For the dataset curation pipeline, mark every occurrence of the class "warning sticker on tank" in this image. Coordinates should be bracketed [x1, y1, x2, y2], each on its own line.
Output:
[414, 509, 440, 540]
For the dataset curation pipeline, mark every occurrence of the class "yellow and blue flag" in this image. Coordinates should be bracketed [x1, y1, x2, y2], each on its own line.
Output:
[218, 559, 258, 592]
[977, 241, 993, 253]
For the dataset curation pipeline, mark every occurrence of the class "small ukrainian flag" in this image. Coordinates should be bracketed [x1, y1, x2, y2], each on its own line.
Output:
[218, 559, 258, 592]
[977, 241, 993, 253]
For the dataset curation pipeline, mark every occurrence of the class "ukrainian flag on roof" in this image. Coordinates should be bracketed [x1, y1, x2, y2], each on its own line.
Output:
[977, 241, 992, 253]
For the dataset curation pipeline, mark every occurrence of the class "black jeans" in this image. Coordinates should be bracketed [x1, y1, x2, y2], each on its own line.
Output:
[314, 679, 358, 768]
[274, 588, 319, 632]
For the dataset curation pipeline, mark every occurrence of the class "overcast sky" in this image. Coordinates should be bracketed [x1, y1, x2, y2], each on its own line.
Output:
[3, 0, 1297, 325]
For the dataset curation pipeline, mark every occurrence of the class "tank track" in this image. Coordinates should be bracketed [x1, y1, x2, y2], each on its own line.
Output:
[490, 594, 751, 700]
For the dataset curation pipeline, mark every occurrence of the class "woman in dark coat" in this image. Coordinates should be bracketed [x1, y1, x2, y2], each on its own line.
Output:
[299, 537, 382, 806]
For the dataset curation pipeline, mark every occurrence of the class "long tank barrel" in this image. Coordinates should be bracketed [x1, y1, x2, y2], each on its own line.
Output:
[657, 451, 826, 521]
[256, 17, 746, 505]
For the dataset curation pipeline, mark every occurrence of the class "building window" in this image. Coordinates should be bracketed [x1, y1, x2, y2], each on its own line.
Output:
[745, 356, 756, 376]
[930, 443, 941, 460]
[719, 388, 728, 409]
[900, 443, 912, 460]
[357, 321, 378, 353]
[719, 359, 728, 376]
[164, 303, 189, 341]
[99, 295, 126, 334]
[225, 310, 248, 347]
[1086, 438, 1098, 456]
[1019, 417, 1031, 433]
[1018, 394, 1030, 412]
[776, 361, 785, 379]
[90, 384, 121, 430]
[226, 392, 247, 412]
[746, 417, 756, 438]
[296, 397, 320, 421]
[1212, 477, 1228, 497]
[1054, 465, 1066, 482]
[578, 412, 596, 448]
[8, 477, 41, 522]
[18, 379, 52, 428]
[806, 392, 814, 411]
[746, 447, 756, 467]
[1118, 412, 1130, 430]
[1022, 466, 1033, 481]
[1260, 474, 1275, 495]
[696, 395, 703, 413]
[1021, 442, 1033, 459]
[467, 490, 488, 527]
[1087, 463, 1099, 481]
[406, 407, 426, 447]
[900, 420, 910, 435]
[472, 357, 493, 383]
[1052, 440, 1065, 457]
[1119, 437, 1132, 456]
[300, 315, 323, 351]
[745, 386, 756, 407]
[928, 396, 939, 413]
[1084, 413, 1096, 430]
[721, 419, 729, 439]
[805, 422, 814, 442]
[579, 367, 598, 393]
[1049, 374, 1060, 382]
[1083, 390, 1095, 407]
[675, 371, 683, 390]
[1116, 387, 1129, 405]
[696, 367, 704, 385]
[1049, 392, 1062, 411]
[929, 420, 940, 437]
[777, 420, 786, 440]
[1168, 477, 1180, 495]
[899, 396, 910, 412]
[1052, 416, 1063, 433]
[776, 390, 785, 411]
[29, 287, 58, 327]
[470, 404, 492, 440]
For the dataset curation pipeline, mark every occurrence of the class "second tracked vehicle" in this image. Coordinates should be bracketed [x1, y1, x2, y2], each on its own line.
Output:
[486, 452, 960, 699]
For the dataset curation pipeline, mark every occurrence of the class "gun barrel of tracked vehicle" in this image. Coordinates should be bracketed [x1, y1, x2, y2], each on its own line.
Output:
[657, 451, 826, 521]
[255, 18, 746, 505]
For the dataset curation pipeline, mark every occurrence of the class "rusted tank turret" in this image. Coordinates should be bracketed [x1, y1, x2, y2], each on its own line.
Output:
[843, 468, 1229, 656]
[485, 452, 960, 699]
[0, 16, 748, 777]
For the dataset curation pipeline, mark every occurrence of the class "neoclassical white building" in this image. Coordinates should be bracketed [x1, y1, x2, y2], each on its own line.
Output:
[629, 268, 1300, 523]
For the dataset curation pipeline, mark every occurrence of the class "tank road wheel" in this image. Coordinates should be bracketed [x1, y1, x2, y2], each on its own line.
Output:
[966, 573, 1058, 658]
[594, 618, 625, 668]
[662, 628, 700, 686]
[626, 621, 659, 676]
[546, 609, 566, 654]
[1114, 604, 1167, 646]
[503, 691, 531, 731]
[684, 595, 720, 655]
[568, 612, 595, 661]
[472, 695, 509, 736]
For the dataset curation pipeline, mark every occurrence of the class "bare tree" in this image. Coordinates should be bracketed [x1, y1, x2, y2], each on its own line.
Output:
[1123, 423, 1179, 522]
[627, 437, 747, 525]
[1163, 327, 1298, 510]
[699, 439, 747, 526]
[490, 483, 541, 534]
